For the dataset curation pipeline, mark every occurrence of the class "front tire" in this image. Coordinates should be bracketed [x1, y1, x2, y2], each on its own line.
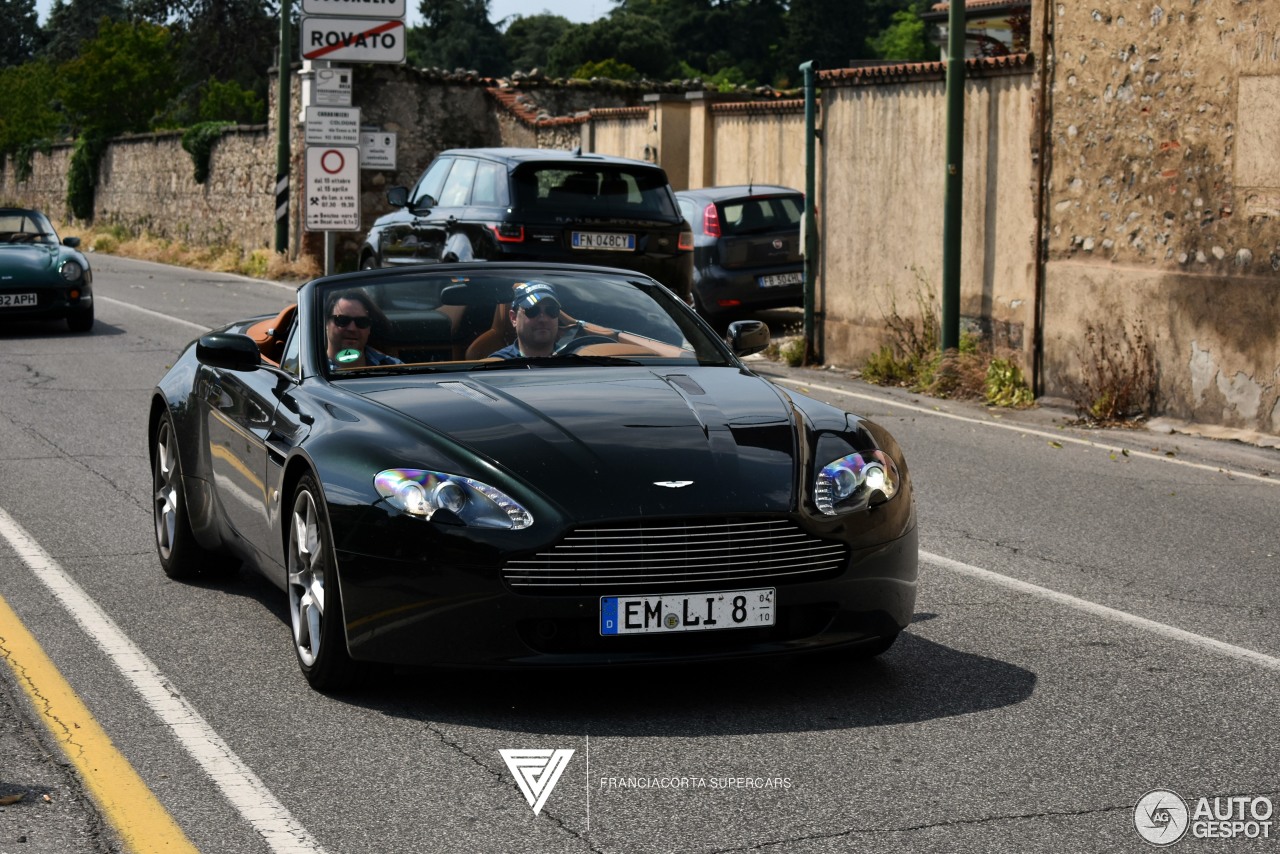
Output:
[287, 476, 359, 691]
[67, 305, 94, 333]
[152, 414, 236, 579]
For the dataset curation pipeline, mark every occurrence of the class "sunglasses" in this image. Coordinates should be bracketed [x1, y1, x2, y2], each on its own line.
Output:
[331, 314, 371, 329]
[521, 303, 560, 319]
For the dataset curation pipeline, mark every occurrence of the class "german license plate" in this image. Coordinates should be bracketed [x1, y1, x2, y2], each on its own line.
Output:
[572, 231, 635, 251]
[600, 588, 775, 635]
[0, 293, 37, 308]
[759, 272, 802, 288]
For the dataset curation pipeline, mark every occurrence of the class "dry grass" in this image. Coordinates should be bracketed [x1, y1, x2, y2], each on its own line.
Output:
[1069, 321, 1156, 425]
[56, 220, 321, 283]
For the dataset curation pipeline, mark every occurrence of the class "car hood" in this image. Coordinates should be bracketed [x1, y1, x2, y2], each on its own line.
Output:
[0, 245, 60, 277]
[360, 367, 800, 516]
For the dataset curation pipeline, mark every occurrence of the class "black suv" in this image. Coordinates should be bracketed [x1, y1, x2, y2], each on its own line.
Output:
[360, 148, 694, 300]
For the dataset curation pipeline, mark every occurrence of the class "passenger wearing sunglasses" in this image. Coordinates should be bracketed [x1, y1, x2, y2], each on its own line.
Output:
[490, 280, 564, 359]
[324, 290, 402, 369]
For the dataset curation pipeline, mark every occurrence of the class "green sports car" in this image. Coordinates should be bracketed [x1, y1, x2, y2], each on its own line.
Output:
[0, 208, 94, 332]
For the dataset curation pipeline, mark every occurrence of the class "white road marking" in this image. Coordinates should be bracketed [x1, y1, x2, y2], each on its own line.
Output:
[0, 506, 329, 854]
[922, 550, 1280, 672]
[97, 296, 211, 333]
[771, 377, 1279, 486]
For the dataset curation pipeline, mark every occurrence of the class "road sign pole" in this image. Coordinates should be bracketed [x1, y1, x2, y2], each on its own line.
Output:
[275, 0, 292, 254]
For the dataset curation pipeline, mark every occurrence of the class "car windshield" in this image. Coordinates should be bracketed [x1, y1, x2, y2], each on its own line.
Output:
[511, 165, 679, 218]
[316, 269, 733, 377]
[0, 210, 58, 245]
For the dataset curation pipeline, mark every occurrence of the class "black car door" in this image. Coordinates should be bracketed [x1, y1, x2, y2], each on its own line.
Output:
[201, 363, 280, 564]
[382, 157, 453, 266]
[262, 329, 312, 570]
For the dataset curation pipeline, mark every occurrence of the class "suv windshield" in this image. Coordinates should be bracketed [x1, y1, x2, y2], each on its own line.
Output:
[512, 165, 679, 219]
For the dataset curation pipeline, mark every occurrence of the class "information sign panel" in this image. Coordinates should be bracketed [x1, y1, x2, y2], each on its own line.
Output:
[360, 130, 396, 170]
[312, 66, 352, 106]
[306, 146, 360, 231]
[305, 106, 361, 146]
[303, 0, 406, 17]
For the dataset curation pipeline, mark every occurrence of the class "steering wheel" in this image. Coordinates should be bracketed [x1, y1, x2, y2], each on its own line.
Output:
[555, 334, 617, 354]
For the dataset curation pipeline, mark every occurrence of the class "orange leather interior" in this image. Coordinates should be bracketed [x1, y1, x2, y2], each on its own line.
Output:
[464, 303, 516, 359]
[245, 303, 297, 365]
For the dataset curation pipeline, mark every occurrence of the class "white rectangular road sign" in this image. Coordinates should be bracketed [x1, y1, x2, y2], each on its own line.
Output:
[303, 0, 406, 16]
[301, 17, 405, 63]
[305, 106, 361, 146]
[306, 146, 361, 231]
[360, 130, 396, 170]
[312, 66, 352, 106]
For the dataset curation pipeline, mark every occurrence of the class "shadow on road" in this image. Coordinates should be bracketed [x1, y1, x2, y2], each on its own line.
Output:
[351, 626, 1035, 737]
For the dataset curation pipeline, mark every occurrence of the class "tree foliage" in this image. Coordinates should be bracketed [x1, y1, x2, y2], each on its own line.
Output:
[409, 0, 508, 74]
[547, 13, 675, 80]
[0, 0, 936, 170]
[40, 0, 127, 63]
[0, 0, 44, 68]
[501, 13, 572, 73]
[0, 59, 61, 164]
[869, 6, 935, 62]
[59, 19, 180, 137]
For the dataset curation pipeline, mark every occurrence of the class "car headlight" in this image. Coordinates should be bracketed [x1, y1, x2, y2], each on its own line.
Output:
[375, 468, 533, 529]
[60, 260, 84, 282]
[814, 450, 900, 515]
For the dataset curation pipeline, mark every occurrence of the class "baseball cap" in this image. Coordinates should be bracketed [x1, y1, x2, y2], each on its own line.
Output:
[511, 280, 560, 312]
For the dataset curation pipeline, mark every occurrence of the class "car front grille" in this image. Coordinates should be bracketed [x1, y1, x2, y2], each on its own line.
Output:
[504, 517, 847, 594]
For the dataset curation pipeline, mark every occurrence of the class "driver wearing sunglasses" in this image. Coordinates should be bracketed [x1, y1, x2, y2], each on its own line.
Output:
[490, 280, 564, 359]
[324, 290, 402, 370]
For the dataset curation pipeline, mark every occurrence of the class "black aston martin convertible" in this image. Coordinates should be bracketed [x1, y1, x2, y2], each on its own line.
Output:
[149, 263, 918, 690]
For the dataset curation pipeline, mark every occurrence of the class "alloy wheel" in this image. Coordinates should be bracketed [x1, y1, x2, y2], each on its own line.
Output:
[153, 421, 179, 561]
[288, 489, 327, 667]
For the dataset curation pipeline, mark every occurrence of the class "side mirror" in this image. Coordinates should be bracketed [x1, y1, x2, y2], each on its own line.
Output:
[386, 186, 409, 208]
[197, 333, 261, 372]
[62, 236, 81, 248]
[728, 320, 771, 357]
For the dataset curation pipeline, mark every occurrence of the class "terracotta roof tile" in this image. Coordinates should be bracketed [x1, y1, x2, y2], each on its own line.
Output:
[930, 0, 1028, 11]
[711, 99, 805, 115]
[819, 52, 1032, 86]
[486, 86, 589, 127]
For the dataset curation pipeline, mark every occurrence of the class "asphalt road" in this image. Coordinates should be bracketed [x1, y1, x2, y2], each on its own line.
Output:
[1, 254, 1277, 854]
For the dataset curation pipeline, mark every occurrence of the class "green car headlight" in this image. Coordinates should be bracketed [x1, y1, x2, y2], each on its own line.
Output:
[60, 260, 84, 282]
[375, 469, 532, 529]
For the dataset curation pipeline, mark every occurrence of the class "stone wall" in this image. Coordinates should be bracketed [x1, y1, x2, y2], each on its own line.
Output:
[1041, 0, 1280, 433]
[0, 144, 73, 217]
[96, 128, 276, 249]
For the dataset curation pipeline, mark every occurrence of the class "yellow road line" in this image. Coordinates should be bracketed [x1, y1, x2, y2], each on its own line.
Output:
[0, 592, 199, 854]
